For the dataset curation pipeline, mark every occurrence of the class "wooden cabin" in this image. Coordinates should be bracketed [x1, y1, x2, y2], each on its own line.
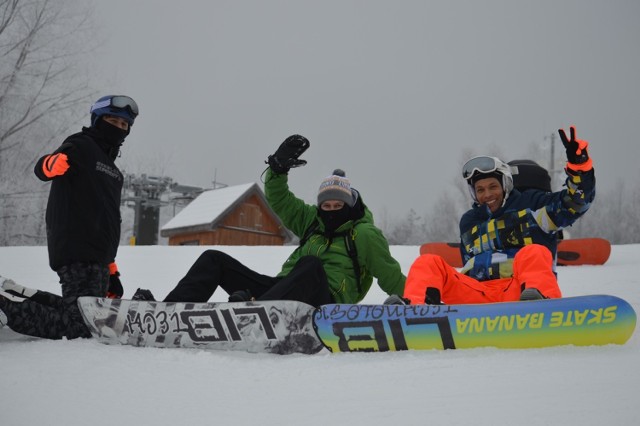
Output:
[160, 183, 291, 246]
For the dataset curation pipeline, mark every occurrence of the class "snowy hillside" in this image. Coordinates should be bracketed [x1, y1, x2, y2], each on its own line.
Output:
[1, 244, 638, 426]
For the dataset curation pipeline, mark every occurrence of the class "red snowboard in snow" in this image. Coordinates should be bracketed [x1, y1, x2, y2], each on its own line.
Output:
[418, 242, 466, 267]
[555, 238, 612, 266]
[418, 238, 611, 267]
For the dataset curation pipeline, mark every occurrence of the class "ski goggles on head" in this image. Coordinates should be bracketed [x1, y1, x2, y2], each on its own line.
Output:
[91, 96, 139, 118]
[462, 156, 500, 180]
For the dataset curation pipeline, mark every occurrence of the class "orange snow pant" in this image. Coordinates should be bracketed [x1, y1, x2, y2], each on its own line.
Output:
[404, 244, 562, 305]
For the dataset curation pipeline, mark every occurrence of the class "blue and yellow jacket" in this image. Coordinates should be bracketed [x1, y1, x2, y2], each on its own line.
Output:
[459, 168, 595, 280]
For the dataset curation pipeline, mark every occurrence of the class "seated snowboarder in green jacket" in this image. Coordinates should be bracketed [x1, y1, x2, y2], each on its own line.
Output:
[148, 135, 405, 307]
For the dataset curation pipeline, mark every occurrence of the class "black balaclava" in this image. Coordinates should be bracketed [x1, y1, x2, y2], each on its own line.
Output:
[318, 189, 365, 234]
[318, 205, 352, 233]
[94, 118, 129, 161]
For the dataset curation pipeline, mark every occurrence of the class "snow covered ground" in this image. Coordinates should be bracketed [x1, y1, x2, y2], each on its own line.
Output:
[1, 244, 638, 426]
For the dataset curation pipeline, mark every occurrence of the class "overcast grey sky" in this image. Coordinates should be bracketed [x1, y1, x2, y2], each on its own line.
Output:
[87, 0, 640, 221]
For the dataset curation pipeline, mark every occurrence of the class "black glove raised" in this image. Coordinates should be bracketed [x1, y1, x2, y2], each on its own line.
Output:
[266, 134, 310, 174]
[559, 126, 592, 171]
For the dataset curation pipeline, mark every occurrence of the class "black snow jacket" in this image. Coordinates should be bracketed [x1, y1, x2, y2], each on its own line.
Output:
[34, 127, 123, 270]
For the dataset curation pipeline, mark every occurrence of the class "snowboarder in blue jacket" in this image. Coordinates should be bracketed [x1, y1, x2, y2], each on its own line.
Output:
[403, 126, 595, 305]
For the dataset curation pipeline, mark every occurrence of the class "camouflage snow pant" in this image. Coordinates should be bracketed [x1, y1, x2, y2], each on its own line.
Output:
[0, 262, 109, 339]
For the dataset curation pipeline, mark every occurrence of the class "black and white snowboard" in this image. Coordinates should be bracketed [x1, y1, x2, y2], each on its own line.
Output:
[77, 297, 324, 355]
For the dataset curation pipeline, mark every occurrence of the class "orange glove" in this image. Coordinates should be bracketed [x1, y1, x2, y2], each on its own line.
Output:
[559, 126, 592, 172]
[42, 153, 70, 178]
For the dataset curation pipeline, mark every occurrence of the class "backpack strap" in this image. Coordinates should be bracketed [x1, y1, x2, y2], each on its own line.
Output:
[299, 219, 320, 247]
[343, 227, 362, 294]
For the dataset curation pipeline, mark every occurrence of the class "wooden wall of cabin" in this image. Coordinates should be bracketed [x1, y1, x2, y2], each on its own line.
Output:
[166, 193, 288, 246]
[168, 228, 285, 246]
[221, 194, 282, 234]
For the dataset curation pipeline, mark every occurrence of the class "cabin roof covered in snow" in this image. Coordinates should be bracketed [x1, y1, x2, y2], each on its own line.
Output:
[161, 182, 284, 236]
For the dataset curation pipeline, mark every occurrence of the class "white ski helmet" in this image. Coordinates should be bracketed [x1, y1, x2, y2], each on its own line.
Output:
[462, 156, 514, 204]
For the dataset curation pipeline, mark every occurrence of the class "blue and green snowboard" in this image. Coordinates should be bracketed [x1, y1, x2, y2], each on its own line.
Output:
[77, 294, 636, 354]
[313, 295, 636, 352]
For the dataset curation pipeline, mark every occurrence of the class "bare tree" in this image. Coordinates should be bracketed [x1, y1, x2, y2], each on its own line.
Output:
[0, 0, 96, 245]
[386, 209, 425, 245]
[423, 190, 464, 242]
[568, 176, 640, 243]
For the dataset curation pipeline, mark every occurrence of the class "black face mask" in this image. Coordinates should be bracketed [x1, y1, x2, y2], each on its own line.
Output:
[318, 205, 352, 233]
[95, 119, 129, 160]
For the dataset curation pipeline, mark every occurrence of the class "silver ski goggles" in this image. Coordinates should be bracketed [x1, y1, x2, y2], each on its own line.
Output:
[91, 96, 139, 118]
[462, 156, 500, 180]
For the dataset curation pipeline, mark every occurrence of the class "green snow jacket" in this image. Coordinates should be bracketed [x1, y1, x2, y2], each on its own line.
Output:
[264, 169, 405, 304]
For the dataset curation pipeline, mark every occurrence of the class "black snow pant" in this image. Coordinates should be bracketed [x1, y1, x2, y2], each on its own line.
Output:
[0, 262, 109, 339]
[164, 250, 333, 307]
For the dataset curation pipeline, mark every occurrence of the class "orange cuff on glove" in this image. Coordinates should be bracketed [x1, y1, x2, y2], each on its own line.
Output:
[566, 157, 593, 172]
[42, 153, 70, 178]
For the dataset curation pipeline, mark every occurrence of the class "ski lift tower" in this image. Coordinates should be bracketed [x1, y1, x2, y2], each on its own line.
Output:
[545, 132, 563, 190]
[122, 174, 173, 245]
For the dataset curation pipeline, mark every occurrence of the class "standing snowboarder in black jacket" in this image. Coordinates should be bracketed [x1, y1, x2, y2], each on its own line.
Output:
[0, 95, 139, 339]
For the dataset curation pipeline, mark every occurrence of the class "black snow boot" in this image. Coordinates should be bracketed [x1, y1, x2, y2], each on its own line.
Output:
[425, 287, 442, 305]
[228, 290, 254, 302]
[520, 288, 544, 301]
[132, 288, 156, 301]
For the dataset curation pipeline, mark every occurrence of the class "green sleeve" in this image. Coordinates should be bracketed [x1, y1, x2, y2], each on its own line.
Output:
[356, 225, 406, 296]
[264, 169, 318, 238]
